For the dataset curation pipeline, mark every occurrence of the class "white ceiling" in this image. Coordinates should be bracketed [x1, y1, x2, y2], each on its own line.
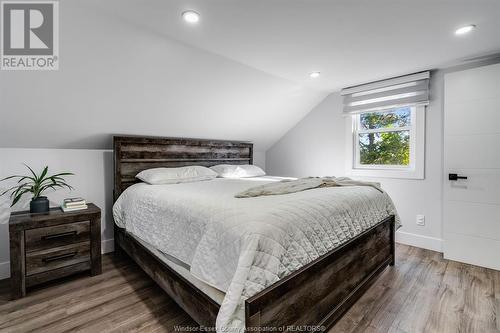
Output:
[1, 0, 499, 151]
[90, 0, 500, 91]
[0, 1, 325, 151]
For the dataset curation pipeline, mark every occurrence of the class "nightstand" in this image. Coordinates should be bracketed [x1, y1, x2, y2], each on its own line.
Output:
[9, 203, 102, 299]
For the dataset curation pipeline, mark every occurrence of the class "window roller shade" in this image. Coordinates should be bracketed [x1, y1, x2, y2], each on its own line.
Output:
[341, 71, 430, 115]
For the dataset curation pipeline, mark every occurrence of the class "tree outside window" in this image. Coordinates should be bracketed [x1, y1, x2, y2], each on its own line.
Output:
[358, 107, 412, 166]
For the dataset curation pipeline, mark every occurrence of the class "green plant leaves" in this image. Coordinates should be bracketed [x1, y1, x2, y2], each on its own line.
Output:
[39, 166, 48, 183]
[12, 188, 31, 207]
[0, 165, 74, 207]
[24, 163, 38, 180]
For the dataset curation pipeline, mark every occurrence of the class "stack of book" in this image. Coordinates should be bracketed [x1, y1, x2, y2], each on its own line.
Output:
[61, 198, 88, 212]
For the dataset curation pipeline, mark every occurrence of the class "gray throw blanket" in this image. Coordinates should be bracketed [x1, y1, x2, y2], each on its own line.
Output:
[235, 176, 382, 198]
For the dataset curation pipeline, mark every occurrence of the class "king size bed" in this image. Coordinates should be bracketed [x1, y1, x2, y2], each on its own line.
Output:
[112, 135, 398, 332]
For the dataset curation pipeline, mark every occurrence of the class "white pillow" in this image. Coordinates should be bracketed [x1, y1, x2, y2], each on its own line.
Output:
[136, 166, 217, 185]
[210, 164, 266, 178]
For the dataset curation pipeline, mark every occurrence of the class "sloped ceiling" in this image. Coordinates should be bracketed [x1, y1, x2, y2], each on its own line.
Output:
[0, 1, 326, 151]
[2, 0, 500, 151]
[88, 0, 500, 91]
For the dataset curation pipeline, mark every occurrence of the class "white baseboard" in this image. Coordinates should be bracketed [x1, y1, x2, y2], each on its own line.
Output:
[0, 261, 9, 280]
[102, 238, 115, 254]
[396, 230, 443, 253]
[0, 238, 115, 280]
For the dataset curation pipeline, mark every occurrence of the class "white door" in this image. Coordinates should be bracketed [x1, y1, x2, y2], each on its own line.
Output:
[443, 63, 500, 270]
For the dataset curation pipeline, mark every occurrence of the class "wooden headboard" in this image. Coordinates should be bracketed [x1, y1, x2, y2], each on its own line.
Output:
[113, 135, 253, 200]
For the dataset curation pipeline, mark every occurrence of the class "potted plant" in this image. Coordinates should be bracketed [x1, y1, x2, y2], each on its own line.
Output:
[0, 164, 73, 213]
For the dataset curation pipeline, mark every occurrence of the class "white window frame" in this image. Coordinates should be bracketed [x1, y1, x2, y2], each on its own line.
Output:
[346, 105, 425, 179]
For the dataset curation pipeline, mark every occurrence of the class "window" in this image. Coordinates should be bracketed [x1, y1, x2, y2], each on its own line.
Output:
[341, 71, 429, 179]
[356, 107, 412, 167]
[349, 105, 425, 179]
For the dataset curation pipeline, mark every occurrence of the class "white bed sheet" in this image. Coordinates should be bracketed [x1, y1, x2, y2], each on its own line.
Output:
[113, 176, 399, 332]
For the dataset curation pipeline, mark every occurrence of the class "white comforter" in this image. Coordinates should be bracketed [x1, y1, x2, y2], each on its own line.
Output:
[113, 176, 399, 331]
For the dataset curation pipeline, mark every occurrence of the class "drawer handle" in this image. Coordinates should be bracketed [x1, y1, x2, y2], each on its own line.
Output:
[42, 252, 77, 263]
[42, 231, 77, 240]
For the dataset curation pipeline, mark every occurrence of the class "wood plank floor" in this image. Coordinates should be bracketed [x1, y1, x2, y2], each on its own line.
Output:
[0, 244, 498, 333]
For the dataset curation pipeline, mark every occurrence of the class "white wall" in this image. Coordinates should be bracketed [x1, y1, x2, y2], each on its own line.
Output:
[266, 58, 500, 252]
[0, 148, 265, 279]
[264, 93, 346, 178]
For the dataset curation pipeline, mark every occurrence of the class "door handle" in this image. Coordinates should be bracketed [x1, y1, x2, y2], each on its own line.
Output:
[449, 173, 467, 181]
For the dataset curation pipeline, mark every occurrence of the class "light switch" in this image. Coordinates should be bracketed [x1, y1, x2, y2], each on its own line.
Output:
[416, 215, 425, 226]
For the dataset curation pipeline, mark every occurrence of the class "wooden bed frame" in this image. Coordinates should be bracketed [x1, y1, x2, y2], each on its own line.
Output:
[113, 135, 395, 331]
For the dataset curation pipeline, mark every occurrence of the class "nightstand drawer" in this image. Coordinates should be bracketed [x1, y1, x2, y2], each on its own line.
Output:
[25, 221, 90, 253]
[25, 242, 90, 276]
[9, 204, 101, 299]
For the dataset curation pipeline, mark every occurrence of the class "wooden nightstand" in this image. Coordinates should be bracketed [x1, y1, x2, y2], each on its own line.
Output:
[9, 203, 102, 299]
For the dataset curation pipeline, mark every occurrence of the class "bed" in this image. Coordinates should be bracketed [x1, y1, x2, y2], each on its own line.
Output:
[113, 135, 397, 332]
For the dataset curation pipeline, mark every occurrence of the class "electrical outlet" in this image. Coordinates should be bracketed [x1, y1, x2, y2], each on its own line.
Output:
[416, 215, 425, 226]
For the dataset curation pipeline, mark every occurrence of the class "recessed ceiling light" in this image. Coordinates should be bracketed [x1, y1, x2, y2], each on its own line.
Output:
[182, 10, 200, 24]
[309, 71, 321, 78]
[455, 24, 476, 35]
